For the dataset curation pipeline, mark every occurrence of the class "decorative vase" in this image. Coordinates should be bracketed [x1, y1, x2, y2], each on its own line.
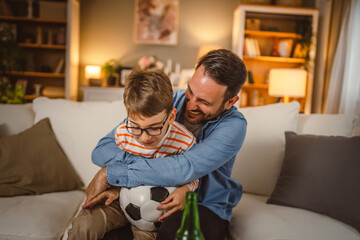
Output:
[107, 76, 116, 86]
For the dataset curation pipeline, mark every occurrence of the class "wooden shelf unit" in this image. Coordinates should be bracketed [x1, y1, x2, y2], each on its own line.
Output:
[10, 71, 65, 78]
[0, 0, 80, 101]
[232, 4, 319, 113]
[242, 83, 268, 90]
[19, 43, 66, 50]
[243, 56, 306, 63]
[245, 30, 302, 39]
[0, 15, 67, 24]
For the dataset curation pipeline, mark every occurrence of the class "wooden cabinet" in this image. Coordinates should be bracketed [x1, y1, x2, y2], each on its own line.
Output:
[232, 4, 318, 113]
[81, 86, 124, 102]
[0, 0, 80, 101]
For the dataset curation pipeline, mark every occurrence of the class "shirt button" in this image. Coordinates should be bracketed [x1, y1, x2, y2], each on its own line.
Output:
[116, 180, 119, 184]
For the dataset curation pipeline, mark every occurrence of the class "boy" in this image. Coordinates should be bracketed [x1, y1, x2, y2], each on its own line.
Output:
[68, 69, 198, 240]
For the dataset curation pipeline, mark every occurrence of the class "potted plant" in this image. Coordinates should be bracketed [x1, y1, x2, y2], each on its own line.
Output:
[295, 19, 312, 63]
[0, 80, 25, 104]
[0, 24, 26, 104]
[102, 59, 122, 86]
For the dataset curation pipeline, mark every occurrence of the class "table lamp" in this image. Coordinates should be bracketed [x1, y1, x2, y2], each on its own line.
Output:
[268, 68, 307, 103]
[85, 65, 102, 86]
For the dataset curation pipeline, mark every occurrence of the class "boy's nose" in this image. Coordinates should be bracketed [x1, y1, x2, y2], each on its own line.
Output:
[139, 131, 152, 141]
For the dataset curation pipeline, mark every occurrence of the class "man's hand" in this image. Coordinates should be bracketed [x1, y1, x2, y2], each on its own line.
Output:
[83, 167, 109, 207]
[156, 185, 189, 222]
[82, 186, 120, 208]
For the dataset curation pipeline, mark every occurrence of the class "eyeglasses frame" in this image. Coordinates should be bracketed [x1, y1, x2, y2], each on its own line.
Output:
[125, 111, 171, 136]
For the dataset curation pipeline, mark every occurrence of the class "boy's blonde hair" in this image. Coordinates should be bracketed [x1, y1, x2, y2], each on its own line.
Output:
[123, 68, 173, 118]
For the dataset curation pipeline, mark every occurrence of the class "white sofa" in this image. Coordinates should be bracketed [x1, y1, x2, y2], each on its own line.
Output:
[0, 97, 359, 240]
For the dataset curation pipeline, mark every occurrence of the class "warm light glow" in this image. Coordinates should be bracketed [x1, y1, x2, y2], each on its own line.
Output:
[268, 68, 307, 103]
[85, 65, 101, 79]
[197, 44, 222, 61]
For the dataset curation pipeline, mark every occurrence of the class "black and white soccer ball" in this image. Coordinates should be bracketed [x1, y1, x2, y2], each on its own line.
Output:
[119, 186, 177, 231]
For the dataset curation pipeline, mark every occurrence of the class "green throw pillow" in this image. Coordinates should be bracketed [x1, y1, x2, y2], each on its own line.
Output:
[268, 132, 360, 232]
[0, 118, 83, 197]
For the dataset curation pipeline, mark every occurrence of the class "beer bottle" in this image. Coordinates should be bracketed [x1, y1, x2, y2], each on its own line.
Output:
[175, 192, 204, 240]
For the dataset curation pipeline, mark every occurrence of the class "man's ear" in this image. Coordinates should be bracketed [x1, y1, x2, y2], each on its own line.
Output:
[168, 108, 177, 125]
[224, 95, 239, 110]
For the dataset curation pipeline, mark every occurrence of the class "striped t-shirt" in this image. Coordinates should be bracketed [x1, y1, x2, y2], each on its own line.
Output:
[114, 121, 199, 192]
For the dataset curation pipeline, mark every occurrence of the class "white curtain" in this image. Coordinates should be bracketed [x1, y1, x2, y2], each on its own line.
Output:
[324, 0, 360, 117]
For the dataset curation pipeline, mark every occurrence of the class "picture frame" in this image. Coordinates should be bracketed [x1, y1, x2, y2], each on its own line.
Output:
[134, 0, 179, 45]
[119, 68, 133, 86]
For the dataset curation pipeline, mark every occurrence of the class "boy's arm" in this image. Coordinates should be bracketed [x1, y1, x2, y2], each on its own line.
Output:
[185, 179, 199, 192]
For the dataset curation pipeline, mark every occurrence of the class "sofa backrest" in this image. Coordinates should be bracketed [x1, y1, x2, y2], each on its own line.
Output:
[32, 97, 128, 187]
[1, 100, 358, 194]
[233, 103, 358, 196]
[0, 103, 34, 138]
[233, 102, 300, 196]
[297, 113, 358, 137]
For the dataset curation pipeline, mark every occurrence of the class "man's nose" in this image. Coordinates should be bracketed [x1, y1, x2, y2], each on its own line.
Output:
[187, 97, 198, 110]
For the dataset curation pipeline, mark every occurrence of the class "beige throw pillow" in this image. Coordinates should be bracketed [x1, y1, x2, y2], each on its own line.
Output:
[0, 118, 83, 197]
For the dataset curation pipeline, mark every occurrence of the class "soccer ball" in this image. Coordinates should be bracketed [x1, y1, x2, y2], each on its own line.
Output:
[119, 186, 176, 231]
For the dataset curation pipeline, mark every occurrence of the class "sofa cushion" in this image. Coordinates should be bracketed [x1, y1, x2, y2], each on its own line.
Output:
[268, 132, 360, 233]
[233, 101, 300, 196]
[33, 97, 127, 187]
[0, 118, 84, 197]
[0, 190, 85, 240]
[297, 113, 358, 136]
[0, 103, 34, 138]
[229, 193, 360, 240]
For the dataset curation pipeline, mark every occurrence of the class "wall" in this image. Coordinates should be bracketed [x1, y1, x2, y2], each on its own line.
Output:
[79, 0, 241, 85]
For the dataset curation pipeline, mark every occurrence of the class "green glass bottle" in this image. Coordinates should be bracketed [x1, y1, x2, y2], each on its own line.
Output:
[175, 192, 204, 240]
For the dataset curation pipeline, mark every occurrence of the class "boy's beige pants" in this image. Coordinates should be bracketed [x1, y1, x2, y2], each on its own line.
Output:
[67, 199, 157, 240]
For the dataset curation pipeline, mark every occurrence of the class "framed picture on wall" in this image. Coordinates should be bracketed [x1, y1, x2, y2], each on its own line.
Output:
[119, 68, 133, 86]
[134, 0, 179, 45]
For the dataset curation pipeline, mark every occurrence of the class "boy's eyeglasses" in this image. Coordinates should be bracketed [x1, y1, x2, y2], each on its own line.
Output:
[126, 112, 170, 136]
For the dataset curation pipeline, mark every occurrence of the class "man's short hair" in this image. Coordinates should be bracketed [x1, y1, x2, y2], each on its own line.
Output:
[196, 49, 247, 101]
[123, 69, 173, 118]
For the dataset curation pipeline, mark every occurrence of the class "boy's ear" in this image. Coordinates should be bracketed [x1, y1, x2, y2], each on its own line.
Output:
[169, 108, 177, 125]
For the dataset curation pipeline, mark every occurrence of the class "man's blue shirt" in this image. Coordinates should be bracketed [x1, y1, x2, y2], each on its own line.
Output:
[91, 89, 247, 222]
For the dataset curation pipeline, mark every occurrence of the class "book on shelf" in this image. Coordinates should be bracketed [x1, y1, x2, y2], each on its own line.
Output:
[54, 57, 64, 73]
[42, 86, 65, 98]
[244, 38, 261, 57]
[253, 39, 261, 56]
[247, 71, 254, 84]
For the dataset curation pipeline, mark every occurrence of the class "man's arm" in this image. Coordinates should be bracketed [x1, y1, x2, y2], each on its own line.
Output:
[92, 112, 246, 187]
[91, 123, 133, 167]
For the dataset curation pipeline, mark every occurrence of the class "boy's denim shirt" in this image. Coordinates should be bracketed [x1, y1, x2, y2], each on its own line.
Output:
[92, 89, 247, 222]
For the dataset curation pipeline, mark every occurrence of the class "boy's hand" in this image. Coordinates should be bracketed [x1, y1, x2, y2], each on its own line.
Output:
[84, 167, 109, 206]
[156, 185, 189, 222]
[82, 186, 121, 208]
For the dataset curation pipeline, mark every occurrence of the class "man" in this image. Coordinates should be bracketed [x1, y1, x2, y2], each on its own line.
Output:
[87, 49, 247, 240]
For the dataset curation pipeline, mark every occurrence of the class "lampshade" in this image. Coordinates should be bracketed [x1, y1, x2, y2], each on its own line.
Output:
[85, 65, 101, 79]
[197, 44, 222, 61]
[268, 68, 307, 103]
[85, 65, 102, 86]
